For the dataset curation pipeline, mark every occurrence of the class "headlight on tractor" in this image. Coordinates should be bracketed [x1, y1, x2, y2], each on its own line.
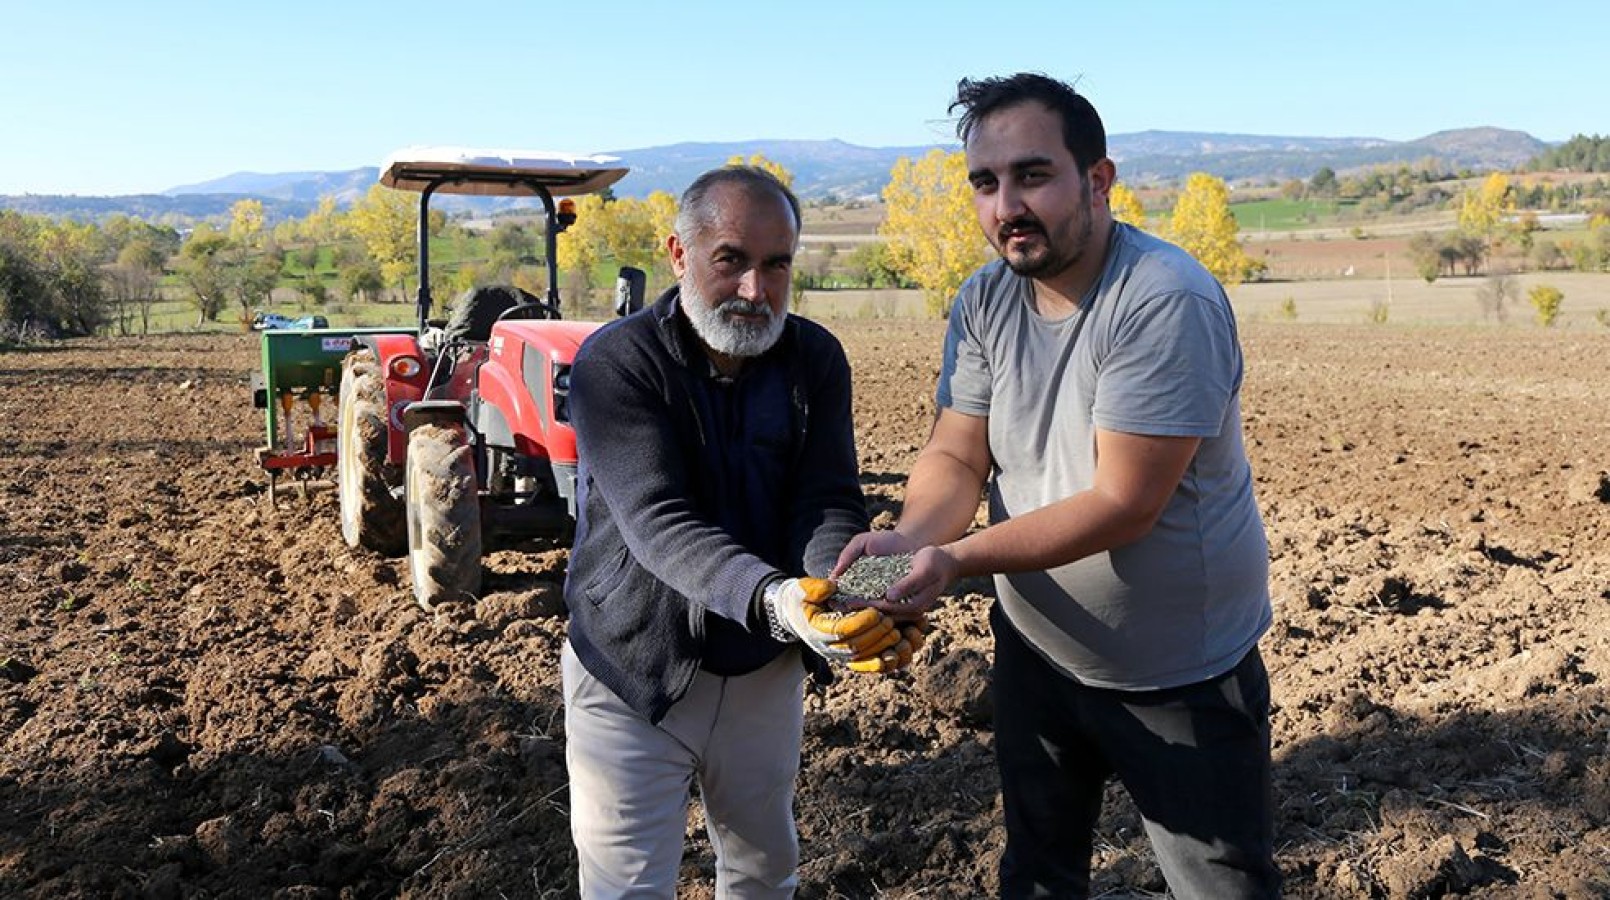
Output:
[553, 363, 574, 423]
[391, 356, 422, 379]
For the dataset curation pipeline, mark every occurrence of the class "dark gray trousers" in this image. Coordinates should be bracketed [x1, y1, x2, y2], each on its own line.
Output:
[991, 602, 1281, 899]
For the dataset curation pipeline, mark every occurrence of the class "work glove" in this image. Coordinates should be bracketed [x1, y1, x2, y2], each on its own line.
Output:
[761, 577, 901, 667]
[847, 614, 931, 674]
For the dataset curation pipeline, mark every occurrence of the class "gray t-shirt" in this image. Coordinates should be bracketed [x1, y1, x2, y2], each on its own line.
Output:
[937, 223, 1270, 690]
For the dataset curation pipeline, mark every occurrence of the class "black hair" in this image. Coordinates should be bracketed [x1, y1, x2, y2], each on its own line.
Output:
[950, 73, 1107, 174]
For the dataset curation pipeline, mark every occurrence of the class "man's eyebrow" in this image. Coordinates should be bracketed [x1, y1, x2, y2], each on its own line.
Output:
[1009, 155, 1056, 173]
[968, 155, 1056, 182]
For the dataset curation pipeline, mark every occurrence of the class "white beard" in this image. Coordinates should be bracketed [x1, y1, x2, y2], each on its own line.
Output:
[681, 284, 787, 358]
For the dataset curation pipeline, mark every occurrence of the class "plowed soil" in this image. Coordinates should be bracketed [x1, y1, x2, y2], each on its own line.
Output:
[3, 319, 1608, 899]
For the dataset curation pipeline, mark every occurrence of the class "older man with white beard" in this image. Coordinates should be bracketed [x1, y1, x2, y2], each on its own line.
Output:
[559, 165, 905, 899]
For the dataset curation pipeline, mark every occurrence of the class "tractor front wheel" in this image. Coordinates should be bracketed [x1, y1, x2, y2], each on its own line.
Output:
[405, 422, 482, 611]
[338, 350, 405, 555]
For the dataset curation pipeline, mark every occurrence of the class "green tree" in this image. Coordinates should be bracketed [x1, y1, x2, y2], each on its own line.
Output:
[229, 247, 285, 323]
[117, 237, 168, 276]
[339, 255, 385, 303]
[1529, 134, 1610, 172]
[1168, 172, 1253, 286]
[1309, 167, 1338, 197]
[109, 239, 167, 335]
[176, 225, 232, 324]
[843, 241, 906, 289]
[0, 212, 116, 337]
[489, 221, 531, 258]
[879, 149, 990, 316]
[0, 213, 51, 333]
[1408, 232, 1443, 282]
[1530, 237, 1565, 271]
[104, 259, 160, 335]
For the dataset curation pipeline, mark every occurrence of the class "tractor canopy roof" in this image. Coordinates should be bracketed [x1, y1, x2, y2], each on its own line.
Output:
[379, 147, 629, 197]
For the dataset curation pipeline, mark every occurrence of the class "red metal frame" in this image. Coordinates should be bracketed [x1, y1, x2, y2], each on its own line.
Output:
[256, 424, 337, 470]
[482, 319, 598, 461]
[364, 332, 433, 464]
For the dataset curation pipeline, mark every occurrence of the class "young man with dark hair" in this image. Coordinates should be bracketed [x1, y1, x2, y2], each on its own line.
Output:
[837, 74, 1281, 898]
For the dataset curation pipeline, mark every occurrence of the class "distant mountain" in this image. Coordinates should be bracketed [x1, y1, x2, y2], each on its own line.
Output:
[164, 139, 937, 212]
[167, 168, 374, 205]
[1109, 127, 1550, 183]
[0, 192, 326, 223]
[604, 138, 941, 201]
[0, 127, 1559, 223]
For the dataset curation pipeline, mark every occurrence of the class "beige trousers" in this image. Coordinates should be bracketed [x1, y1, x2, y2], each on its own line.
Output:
[562, 640, 805, 899]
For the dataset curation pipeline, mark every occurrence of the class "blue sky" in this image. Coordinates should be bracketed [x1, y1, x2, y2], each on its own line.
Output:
[4, 0, 1604, 196]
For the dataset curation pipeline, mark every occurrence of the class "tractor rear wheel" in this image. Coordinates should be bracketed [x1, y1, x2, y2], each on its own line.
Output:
[338, 350, 405, 555]
[405, 422, 482, 611]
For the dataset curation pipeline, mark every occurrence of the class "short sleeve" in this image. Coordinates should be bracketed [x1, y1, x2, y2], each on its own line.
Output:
[936, 277, 994, 417]
[1091, 291, 1241, 438]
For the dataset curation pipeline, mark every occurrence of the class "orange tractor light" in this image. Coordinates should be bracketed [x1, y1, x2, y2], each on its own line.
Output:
[390, 355, 422, 379]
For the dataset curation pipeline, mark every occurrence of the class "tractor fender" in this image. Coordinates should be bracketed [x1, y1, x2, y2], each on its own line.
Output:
[354, 333, 431, 465]
[401, 400, 468, 433]
[471, 398, 515, 451]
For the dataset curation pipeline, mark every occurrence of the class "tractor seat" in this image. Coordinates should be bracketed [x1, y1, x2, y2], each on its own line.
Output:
[444, 284, 539, 344]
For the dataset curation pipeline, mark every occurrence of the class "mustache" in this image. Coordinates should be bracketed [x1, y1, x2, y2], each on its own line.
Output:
[997, 217, 1044, 244]
[717, 298, 772, 319]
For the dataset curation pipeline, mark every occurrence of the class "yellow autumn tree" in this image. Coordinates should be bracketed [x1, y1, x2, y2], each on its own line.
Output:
[301, 195, 346, 245]
[557, 191, 679, 303]
[227, 199, 266, 247]
[880, 149, 990, 317]
[725, 153, 794, 188]
[1458, 172, 1511, 239]
[1168, 172, 1252, 286]
[347, 184, 421, 299]
[557, 194, 612, 278]
[1109, 182, 1146, 228]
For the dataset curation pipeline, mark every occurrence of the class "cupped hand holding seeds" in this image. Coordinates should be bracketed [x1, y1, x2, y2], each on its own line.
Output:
[833, 534, 958, 619]
[833, 552, 931, 673]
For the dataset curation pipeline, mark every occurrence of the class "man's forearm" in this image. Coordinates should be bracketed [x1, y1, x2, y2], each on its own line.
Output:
[893, 447, 987, 547]
[942, 486, 1139, 579]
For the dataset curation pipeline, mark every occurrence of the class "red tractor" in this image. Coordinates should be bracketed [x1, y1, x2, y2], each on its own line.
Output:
[336, 148, 643, 610]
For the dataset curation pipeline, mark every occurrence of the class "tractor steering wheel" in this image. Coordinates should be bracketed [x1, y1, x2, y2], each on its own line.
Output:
[497, 299, 560, 322]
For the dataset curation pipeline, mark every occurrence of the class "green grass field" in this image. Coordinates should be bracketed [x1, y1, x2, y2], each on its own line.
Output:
[1231, 198, 1357, 231]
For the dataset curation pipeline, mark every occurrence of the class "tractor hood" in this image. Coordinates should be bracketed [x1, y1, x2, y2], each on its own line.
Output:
[492, 319, 602, 360]
[380, 147, 628, 197]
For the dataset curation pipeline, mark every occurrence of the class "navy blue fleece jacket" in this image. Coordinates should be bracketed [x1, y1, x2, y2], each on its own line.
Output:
[563, 286, 868, 724]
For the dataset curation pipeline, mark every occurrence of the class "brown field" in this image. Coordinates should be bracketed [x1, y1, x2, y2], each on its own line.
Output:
[2, 317, 1608, 898]
[797, 200, 1610, 331]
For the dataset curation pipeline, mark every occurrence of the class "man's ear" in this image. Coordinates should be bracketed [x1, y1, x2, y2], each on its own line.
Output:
[1088, 158, 1117, 203]
[667, 232, 687, 279]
